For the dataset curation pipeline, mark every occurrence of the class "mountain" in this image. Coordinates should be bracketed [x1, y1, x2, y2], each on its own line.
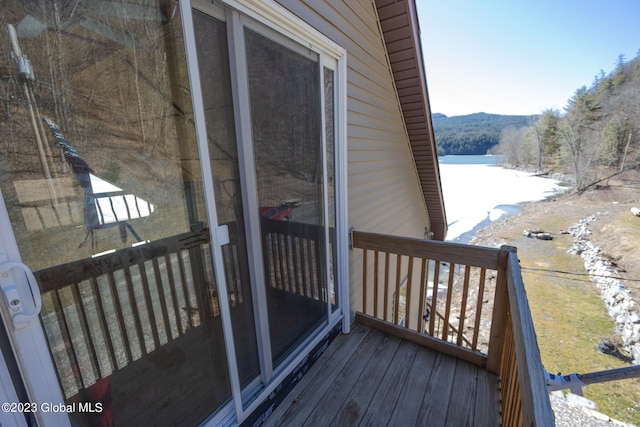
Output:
[432, 112, 538, 155]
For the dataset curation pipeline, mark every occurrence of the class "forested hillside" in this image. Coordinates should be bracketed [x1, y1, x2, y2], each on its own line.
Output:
[493, 53, 640, 191]
[433, 112, 537, 155]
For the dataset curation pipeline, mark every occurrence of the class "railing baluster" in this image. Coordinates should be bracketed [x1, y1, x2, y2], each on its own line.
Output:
[52, 288, 84, 393]
[299, 237, 307, 298]
[457, 265, 471, 346]
[186, 245, 211, 329]
[90, 276, 117, 372]
[312, 236, 320, 300]
[107, 272, 133, 364]
[307, 239, 315, 298]
[362, 248, 368, 313]
[164, 253, 183, 337]
[383, 252, 390, 322]
[262, 234, 273, 289]
[393, 254, 402, 325]
[180, 250, 197, 329]
[71, 281, 101, 381]
[139, 261, 161, 350]
[405, 256, 414, 330]
[123, 266, 146, 356]
[284, 234, 294, 293]
[291, 236, 301, 296]
[271, 234, 287, 291]
[152, 258, 172, 342]
[373, 251, 379, 318]
[442, 263, 455, 341]
[417, 258, 428, 333]
[472, 268, 487, 351]
[429, 260, 440, 336]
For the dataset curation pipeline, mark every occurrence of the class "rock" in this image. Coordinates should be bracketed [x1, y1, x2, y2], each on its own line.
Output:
[568, 216, 640, 364]
[631, 207, 640, 216]
[523, 229, 553, 240]
[550, 392, 636, 427]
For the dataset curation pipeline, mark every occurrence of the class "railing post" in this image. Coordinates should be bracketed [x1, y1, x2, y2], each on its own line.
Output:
[502, 246, 554, 427]
[486, 246, 512, 375]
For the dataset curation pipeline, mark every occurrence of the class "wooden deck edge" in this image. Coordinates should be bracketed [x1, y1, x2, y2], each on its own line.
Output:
[355, 312, 487, 368]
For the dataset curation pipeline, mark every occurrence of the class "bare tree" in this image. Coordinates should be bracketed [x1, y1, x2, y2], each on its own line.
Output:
[559, 87, 605, 190]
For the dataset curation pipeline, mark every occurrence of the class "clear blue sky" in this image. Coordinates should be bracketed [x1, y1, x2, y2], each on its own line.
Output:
[417, 1, 640, 117]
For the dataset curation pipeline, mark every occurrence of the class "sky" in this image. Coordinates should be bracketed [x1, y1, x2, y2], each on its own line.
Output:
[417, 1, 640, 117]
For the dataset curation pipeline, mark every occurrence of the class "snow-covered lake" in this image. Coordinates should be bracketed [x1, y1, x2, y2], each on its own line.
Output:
[439, 155, 566, 243]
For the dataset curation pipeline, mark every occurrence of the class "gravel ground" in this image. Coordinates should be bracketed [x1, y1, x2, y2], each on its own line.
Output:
[551, 392, 636, 427]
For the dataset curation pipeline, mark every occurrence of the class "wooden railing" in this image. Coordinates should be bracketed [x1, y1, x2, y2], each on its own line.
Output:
[35, 219, 328, 401]
[36, 229, 220, 399]
[261, 218, 328, 302]
[352, 231, 554, 427]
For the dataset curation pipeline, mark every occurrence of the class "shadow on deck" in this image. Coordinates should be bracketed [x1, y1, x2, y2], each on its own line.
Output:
[263, 318, 501, 427]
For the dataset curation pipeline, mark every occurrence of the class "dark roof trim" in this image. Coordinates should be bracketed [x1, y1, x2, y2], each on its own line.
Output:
[375, 0, 447, 240]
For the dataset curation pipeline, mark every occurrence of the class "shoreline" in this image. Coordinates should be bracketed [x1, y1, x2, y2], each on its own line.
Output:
[440, 156, 570, 244]
[446, 203, 522, 244]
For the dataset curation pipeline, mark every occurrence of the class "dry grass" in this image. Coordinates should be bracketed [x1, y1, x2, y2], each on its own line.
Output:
[472, 185, 640, 424]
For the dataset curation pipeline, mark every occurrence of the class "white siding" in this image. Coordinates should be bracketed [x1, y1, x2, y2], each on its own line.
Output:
[276, 0, 432, 315]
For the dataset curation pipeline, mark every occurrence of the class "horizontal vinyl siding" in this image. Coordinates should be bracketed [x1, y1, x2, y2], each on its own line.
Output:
[276, 0, 431, 315]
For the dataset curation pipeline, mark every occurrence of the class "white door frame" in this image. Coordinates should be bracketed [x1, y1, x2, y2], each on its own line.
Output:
[0, 194, 71, 427]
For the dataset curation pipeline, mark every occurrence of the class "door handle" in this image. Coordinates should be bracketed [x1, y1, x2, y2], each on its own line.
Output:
[0, 261, 42, 328]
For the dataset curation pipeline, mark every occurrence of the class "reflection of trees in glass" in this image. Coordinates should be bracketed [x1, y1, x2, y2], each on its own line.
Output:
[0, 1, 202, 265]
[246, 29, 321, 184]
[2, 2, 187, 176]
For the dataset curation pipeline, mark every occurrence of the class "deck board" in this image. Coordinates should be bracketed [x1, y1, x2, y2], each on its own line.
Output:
[387, 342, 437, 426]
[358, 340, 420, 427]
[302, 328, 385, 425]
[264, 324, 371, 427]
[262, 322, 501, 427]
[475, 366, 503, 426]
[418, 353, 457, 422]
[329, 334, 402, 426]
[446, 359, 478, 426]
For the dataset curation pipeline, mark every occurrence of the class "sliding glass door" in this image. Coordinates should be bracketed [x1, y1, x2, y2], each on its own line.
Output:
[0, 0, 345, 424]
[244, 26, 327, 366]
[192, 0, 340, 383]
[0, 1, 234, 425]
[192, 8, 261, 391]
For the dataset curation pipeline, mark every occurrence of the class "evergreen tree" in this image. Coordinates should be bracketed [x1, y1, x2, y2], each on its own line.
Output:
[533, 109, 560, 170]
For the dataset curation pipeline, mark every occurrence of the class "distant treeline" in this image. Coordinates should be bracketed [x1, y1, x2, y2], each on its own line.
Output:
[432, 112, 537, 155]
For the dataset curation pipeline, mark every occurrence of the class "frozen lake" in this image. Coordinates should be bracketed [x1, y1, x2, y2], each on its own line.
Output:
[439, 155, 566, 243]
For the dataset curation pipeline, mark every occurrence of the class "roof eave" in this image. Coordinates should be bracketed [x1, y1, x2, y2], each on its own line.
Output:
[375, 0, 447, 240]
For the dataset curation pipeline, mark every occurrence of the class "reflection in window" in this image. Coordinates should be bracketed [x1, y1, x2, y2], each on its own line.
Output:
[193, 9, 261, 389]
[0, 2, 232, 425]
[1, 3, 208, 268]
[245, 28, 327, 365]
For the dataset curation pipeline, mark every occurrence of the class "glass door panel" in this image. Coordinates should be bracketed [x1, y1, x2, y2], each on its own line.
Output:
[244, 28, 327, 366]
[0, 1, 231, 425]
[192, 9, 260, 389]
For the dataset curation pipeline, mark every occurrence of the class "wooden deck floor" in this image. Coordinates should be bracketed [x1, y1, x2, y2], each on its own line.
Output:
[263, 321, 501, 427]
